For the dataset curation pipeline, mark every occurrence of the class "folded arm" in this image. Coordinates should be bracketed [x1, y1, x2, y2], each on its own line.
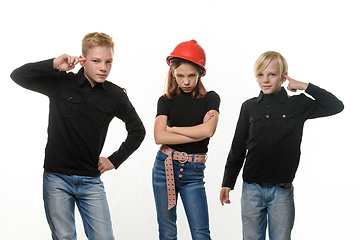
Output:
[154, 115, 205, 145]
[166, 110, 219, 139]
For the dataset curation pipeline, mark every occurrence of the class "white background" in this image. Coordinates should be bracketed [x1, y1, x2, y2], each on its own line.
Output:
[1, 0, 358, 239]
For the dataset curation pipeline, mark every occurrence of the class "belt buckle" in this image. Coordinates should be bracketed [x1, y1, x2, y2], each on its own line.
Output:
[178, 152, 189, 163]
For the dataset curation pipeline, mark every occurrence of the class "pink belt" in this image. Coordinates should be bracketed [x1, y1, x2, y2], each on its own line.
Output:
[160, 145, 207, 210]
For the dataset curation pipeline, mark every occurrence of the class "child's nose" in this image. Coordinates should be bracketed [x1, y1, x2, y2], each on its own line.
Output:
[100, 63, 107, 71]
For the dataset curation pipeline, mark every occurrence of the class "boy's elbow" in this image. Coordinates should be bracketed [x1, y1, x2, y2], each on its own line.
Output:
[10, 71, 21, 85]
[331, 101, 344, 115]
[338, 101, 345, 113]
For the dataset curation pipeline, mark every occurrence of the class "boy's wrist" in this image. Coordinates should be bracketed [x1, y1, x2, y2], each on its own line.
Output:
[302, 82, 309, 90]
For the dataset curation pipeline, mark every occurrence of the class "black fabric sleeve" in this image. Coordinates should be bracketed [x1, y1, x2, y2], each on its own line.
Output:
[108, 90, 146, 168]
[10, 59, 61, 96]
[298, 83, 344, 120]
[205, 91, 220, 113]
[221, 103, 248, 189]
[156, 95, 170, 117]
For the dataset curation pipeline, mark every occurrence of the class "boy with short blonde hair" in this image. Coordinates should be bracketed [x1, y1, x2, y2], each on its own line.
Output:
[82, 32, 115, 56]
[254, 51, 288, 78]
[11, 32, 145, 239]
[220, 51, 343, 240]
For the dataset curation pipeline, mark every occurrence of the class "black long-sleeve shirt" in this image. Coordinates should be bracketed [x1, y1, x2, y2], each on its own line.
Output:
[222, 84, 344, 189]
[11, 59, 146, 177]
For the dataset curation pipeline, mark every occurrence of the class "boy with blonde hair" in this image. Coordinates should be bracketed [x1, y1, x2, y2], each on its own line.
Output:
[11, 32, 146, 240]
[220, 51, 343, 240]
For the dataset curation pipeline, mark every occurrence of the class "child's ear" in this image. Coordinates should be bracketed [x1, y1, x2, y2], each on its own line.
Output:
[79, 55, 86, 66]
[282, 72, 288, 82]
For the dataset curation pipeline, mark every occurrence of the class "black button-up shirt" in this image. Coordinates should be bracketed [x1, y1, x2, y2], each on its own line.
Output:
[11, 59, 146, 177]
[222, 84, 344, 189]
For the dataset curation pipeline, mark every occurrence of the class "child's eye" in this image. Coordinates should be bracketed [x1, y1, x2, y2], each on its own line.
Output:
[92, 60, 99, 63]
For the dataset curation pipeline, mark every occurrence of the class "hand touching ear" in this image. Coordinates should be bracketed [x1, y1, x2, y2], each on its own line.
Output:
[53, 54, 86, 71]
[285, 75, 309, 92]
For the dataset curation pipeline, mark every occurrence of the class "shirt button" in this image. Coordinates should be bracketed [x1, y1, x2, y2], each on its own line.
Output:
[179, 174, 183, 178]
[283, 114, 286, 118]
[68, 97, 72, 101]
[181, 163, 185, 166]
[266, 115, 269, 118]
[180, 168, 184, 172]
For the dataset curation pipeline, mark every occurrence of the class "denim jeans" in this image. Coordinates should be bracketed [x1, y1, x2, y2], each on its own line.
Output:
[43, 171, 115, 240]
[241, 182, 295, 240]
[152, 150, 211, 240]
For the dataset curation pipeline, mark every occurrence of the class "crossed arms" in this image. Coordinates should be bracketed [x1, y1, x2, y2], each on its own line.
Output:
[154, 110, 219, 146]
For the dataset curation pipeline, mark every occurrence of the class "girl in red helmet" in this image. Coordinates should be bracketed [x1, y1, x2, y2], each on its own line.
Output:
[152, 40, 220, 240]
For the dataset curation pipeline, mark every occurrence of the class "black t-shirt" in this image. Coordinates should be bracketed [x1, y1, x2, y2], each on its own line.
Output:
[156, 90, 220, 154]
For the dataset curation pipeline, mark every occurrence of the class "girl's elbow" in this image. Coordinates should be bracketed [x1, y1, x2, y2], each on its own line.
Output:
[154, 135, 163, 145]
[208, 132, 215, 138]
[205, 129, 216, 138]
[154, 133, 167, 145]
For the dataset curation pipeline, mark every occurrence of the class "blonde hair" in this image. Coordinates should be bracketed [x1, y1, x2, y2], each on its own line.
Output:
[81, 32, 114, 56]
[254, 51, 288, 78]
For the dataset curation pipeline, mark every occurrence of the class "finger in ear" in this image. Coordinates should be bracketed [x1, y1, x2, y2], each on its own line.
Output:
[79, 55, 86, 66]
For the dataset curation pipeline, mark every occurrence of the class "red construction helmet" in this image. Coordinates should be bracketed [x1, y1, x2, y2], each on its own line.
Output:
[166, 39, 206, 76]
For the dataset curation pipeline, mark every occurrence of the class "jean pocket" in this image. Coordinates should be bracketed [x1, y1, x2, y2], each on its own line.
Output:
[59, 92, 82, 118]
[155, 150, 168, 162]
[92, 104, 114, 127]
[194, 162, 206, 171]
[279, 183, 293, 190]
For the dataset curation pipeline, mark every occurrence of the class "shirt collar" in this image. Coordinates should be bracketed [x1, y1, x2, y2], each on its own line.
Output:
[257, 87, 288, 103]
[76, 67, 109, 91]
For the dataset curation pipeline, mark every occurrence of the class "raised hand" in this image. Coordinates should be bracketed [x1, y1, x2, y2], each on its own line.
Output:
[285, 75, 309, 92]
[53, 54, 86, 71]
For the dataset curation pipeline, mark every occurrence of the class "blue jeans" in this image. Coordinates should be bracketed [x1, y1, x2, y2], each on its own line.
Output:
[152, 150, 211, 240]
[43, 171, 114, 240]
[241, 182, 295, 240]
